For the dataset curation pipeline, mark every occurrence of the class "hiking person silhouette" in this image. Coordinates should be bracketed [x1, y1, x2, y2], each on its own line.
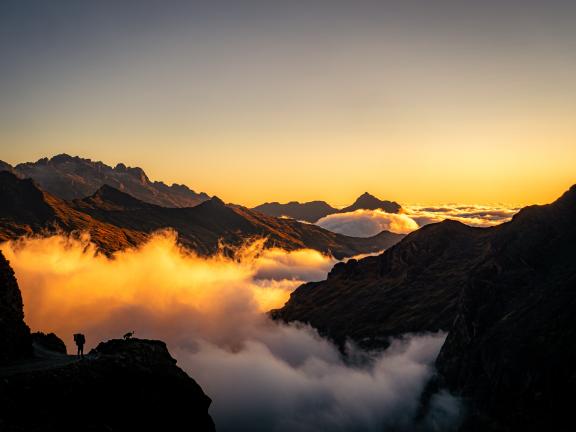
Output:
[73, 333, 86, 358]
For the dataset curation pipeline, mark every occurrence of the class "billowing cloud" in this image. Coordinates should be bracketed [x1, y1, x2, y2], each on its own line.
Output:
[404, 204, 519, 228]
[317, 209, 419, 236]
[1, 232, 460, 431]
[315, 205, 520, 237]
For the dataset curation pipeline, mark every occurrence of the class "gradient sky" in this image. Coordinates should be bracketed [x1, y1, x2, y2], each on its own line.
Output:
[1, 1, 575, 206]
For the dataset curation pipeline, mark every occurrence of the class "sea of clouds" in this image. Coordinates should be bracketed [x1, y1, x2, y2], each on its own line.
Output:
[317, 204, 519, 237]
[1, 231, 461, 431]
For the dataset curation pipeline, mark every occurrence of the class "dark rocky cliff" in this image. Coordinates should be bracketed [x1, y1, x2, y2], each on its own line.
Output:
[0, 251, 31, 364]
[435, 185, 576, 431]
[274, 184, 576, 431]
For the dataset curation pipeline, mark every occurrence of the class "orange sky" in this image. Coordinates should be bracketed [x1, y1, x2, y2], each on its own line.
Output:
[1, 2, 575, 207]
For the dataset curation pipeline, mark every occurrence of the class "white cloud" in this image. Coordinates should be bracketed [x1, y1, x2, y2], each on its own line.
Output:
[317, 209, 419, 236]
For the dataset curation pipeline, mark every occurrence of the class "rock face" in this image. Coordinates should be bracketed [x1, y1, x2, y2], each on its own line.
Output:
[0, 171, 404, 259]
[253, 192, 402, 223]
[0, 251, 31, 364]
[0, 154, 210, 208]
[435, 185, 576, 431]
[274, 184, 576, 430]
[0, 248, 215, 431]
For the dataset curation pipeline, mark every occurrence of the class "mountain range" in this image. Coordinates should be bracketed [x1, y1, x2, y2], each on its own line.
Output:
[252, 192, 402, 223]
[273, 184, 576, 430]
[0, 154, 210, 208]
[0, 171, 403, 259]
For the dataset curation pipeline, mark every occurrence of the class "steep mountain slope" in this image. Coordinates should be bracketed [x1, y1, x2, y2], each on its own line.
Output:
[272, 220, 490, 348]
[252, 200, 338, 223]
[435, 185, 576, 431]
[0, 252, 215, 431]
[1, 154, 209, 207]
[273, 184, 576, 430]
[0, 172, 404, 258]
[252, 192, 402, 223]
[0, 171, 147, 252]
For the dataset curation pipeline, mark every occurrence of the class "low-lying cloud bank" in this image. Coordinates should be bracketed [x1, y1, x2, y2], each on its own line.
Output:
[1, 232, 460, 431]
[316, 205, 519, 237]
[317, 210, 419, 236]
[404, 204, 519, 228]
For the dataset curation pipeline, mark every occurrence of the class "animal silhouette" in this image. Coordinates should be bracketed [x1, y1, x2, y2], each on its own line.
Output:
[123, 331, 135, 340]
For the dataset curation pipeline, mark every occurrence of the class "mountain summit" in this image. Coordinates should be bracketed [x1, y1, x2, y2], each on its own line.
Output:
[339, 192, 401, 214]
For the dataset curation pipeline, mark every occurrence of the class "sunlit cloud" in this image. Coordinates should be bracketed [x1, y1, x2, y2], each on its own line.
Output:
[315, 204, 520, 237]
[316, 209, 419, 236]
[1, 232, 460, 431]
[404, 204, 519, 228]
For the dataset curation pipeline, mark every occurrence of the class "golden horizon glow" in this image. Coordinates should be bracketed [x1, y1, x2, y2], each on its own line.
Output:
[1, 2, 575, 208]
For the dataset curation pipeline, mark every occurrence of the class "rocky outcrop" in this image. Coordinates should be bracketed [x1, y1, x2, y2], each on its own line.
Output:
[1, 154, 210, 208]
[0, 251, 31, 364]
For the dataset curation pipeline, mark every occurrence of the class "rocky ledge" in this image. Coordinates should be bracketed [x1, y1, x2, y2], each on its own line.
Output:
[0, 338, 215, 432]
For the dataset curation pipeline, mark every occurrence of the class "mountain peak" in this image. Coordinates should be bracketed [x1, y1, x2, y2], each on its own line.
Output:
[340, 193, 402, 214]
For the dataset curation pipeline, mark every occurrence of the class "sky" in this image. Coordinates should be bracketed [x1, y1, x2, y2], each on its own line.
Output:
[1, 1, 575, 207]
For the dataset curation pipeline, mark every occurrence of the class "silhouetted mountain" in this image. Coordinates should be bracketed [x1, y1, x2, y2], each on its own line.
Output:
[0, 154, 209, 207]
[435, 185, 576, 431]
[272, 184, 576, 430]
[252, 192, 401, 223]
[339, 192, 401, 214]
[0, 251, 215, 431]
[0, 172, 404, 258]
[252, 201, 338, 222]
[272, 219, 487, 348]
